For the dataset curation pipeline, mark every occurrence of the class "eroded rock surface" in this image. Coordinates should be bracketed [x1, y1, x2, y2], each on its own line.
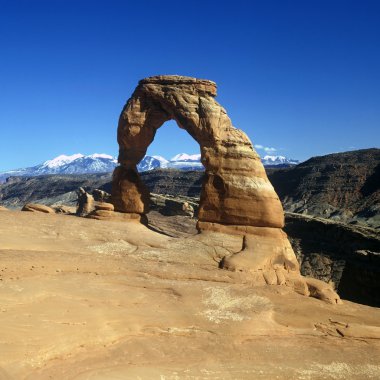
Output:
[0, 211, 379, 379]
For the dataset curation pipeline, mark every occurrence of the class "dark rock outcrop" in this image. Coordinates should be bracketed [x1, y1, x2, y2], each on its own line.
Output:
[268, 148, 380, 228]
[141, 169, 203, 198]
[150, 193, 198, 217]
[0, 173, 112, 208]
[285, 213, 380, 306]
[0, 170, 204, 210]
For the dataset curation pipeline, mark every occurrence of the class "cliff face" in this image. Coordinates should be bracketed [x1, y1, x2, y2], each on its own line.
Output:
[285, 213, 380, 306]
[268, 148, 380, 228]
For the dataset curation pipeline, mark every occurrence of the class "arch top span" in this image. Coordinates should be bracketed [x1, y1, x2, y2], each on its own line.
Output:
[138, 75, 217, 97]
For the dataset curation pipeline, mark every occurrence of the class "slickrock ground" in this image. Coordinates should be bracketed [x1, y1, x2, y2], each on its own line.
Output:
[1, 211, 380, 379]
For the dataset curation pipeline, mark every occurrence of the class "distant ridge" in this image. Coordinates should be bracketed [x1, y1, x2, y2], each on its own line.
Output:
[0, 152, 299, 182]
[268, 148, 380, 227]
[0, 153, 118, 182]
[261, 155, 300, 167]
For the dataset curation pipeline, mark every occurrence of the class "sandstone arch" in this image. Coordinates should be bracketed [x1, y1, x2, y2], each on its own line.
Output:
[112, 75, 340, 303]
[113, 75, 284, 227]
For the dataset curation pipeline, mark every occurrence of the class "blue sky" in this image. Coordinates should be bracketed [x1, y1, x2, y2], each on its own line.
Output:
[0, 0, 379, 171]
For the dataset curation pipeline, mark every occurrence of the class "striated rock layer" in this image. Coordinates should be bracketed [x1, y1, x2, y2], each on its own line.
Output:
[112, 75, 339, 303]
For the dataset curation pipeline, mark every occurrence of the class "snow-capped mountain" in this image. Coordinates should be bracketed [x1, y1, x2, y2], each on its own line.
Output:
[0, 152, 300, 183]
[170, 153, 201, 162]
[136, 153, 203, 171]
[137, 155, 169, 171]
[40, 154, 85, 170]
[261, 155, 300, 167]
[0, 153, 118, 182]
[166, 153, 203, 170]
[136, 153, 299, 171]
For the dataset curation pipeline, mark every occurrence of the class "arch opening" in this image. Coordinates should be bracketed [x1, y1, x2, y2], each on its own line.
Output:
[133, 120, 205, 223]
[145, 120, 202, 164]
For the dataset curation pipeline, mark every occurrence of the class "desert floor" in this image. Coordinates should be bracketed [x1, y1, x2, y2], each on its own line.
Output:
[1, 211, 380, 379]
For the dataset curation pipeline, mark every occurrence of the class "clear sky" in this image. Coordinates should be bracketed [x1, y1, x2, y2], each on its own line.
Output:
[0, 0, 379, 171]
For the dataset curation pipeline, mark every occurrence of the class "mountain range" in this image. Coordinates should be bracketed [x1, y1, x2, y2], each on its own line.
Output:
[0, 152, 299, 182]
[0, 149, 378, 229]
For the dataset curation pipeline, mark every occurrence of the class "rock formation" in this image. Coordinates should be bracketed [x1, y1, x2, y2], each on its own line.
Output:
[112, 75, 340, 303]
[76, 187, 94, 216]
[21, 203, 55, 213]
[113, 76, 284, 226]
[81, 188, 145, 222]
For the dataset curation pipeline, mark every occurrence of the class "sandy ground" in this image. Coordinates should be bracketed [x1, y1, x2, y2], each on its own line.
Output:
[0, 210, 380, 379]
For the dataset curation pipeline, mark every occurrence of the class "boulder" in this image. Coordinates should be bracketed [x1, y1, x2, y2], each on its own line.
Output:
[182, 202, 194, 218]
[76, 187, 94, 216]
[94, 202, 114, 211]
[87, 210, 146, 223]
[21, 203, 55, 213]
[160, 199, 194, 217]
